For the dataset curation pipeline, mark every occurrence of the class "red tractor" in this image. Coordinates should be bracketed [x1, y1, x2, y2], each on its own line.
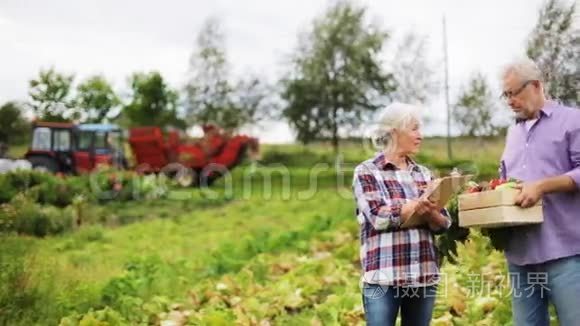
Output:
[25, 122, 126, 174]
[24, 122, 259, 186]
[128, 124, 259, 186]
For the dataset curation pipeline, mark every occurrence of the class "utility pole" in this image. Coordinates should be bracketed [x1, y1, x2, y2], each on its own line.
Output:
[443, 15, 453, 160]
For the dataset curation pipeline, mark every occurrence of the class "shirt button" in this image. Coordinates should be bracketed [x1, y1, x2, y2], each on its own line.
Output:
[523, 165, 526, 169]
[526, 143, 529, 147]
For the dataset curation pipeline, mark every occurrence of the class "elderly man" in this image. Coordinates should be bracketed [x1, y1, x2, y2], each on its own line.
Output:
[499, 58, 580, 326]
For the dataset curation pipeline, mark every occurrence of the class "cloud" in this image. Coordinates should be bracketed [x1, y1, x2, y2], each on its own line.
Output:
[0, 0, 556, 140]
[0, 15, 10, 26]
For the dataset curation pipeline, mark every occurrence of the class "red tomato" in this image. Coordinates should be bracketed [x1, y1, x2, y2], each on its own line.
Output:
[489, 179, 506, 190]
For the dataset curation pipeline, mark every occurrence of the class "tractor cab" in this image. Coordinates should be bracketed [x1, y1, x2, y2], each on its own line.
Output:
[25, 122, 126, 174]
[75, 124, 126, 172]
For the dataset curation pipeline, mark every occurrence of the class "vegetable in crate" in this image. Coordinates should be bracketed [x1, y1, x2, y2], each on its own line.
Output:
[465, 181, 483, 193]
[460, 177, 522, 251]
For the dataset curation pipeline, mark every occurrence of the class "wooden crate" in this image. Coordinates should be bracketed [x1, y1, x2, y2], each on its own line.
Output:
[458, 188, 543, 228]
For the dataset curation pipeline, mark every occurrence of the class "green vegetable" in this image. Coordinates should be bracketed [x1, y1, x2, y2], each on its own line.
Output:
[467, 181, 480, 188]
[495, 182, 518, 190]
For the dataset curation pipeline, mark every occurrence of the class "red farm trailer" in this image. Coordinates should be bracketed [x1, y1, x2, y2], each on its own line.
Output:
[128, 124, 259, 186]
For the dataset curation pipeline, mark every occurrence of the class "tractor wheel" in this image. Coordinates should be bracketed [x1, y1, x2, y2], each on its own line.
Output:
[197, 164, 230, 187]
[161, 163, 195, 187]
[175, 168, 195, 187]
[237, 144, 248, 163]
[231, 144, 249, 168]
[27, 156, 58, 173]
[199, 172, 218, 187]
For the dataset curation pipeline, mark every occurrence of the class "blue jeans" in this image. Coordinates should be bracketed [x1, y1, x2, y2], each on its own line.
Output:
[508, 255, 580, 326]
[362, 283, 437, 326]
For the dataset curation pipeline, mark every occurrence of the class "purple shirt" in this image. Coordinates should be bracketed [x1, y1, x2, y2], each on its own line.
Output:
[501, 100, 580, 265]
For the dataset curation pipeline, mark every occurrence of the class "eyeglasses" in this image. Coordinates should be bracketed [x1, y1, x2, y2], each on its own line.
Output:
[500, 80, 534, 100]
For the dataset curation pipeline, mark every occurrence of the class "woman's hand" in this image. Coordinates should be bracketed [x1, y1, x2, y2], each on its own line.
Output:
[416, 198, 438, 217]
[424, 206, 449, 230]
[401, 199, 437, 222]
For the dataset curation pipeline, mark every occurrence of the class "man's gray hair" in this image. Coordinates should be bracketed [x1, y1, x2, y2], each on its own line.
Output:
[372, 102, 422, 152]
[500, 57, 544, 82]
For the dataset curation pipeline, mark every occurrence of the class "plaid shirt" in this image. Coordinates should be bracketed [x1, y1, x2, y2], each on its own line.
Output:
[352, 152, 451, 287]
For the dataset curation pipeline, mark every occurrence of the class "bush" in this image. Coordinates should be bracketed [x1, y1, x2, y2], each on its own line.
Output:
[0, 172, 171, 238]
[0, 170, 54, 204]
[413, 153, 499, 181]
[259, 148, 332, 167]
[0, 204, 14, 233]
[0, 237, 41, 325]
[83, 170, 168, 203]
[33, 181, 74, 208]
[0, 169, 169, 209]
[2, 194, 73, 237]
[0, 169, 170, 238]
[0, 170, 89, 208]
[10, 195, 52, 237]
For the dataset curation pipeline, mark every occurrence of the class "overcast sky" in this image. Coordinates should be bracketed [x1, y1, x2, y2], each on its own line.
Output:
[1, 0, 577, 142]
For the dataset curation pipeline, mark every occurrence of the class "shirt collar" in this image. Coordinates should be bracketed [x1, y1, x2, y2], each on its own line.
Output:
[373, 152, 420, 172]
[541, 100, 557, 117]
[515, 100, 557, 124]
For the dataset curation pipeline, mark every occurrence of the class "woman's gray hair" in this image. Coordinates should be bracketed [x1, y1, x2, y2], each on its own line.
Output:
[500, 57, 543, 82]
[372, 102, 422, 152]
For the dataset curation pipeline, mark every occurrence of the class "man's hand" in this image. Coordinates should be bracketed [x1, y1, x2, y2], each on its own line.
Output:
[514, 182, 543, 208]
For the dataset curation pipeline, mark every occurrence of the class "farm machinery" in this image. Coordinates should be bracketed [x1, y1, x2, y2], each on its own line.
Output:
[24, 122, 126, 174]
[22, 121, 259, 186]
[128, 125, 259, 186]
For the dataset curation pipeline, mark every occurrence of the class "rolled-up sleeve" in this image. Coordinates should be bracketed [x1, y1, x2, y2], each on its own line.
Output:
[353, 165, 402, 231]
[565, 126, 580, 190]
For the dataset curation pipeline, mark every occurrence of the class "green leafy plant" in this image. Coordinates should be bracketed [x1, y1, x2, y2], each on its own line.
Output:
[59, 307, 127, 326]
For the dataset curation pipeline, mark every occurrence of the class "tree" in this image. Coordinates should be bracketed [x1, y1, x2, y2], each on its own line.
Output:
[28, 67, 75, 122]
[453, 73, 500, 137]
[185, 18, 269, 131]
[281, 1, 396, 151]
[123, 71, 185, 129]
[526, 0, 579, 106]
[0, 102, 30, 146]
[280, 78, 326, 145]
[390, 32, 439, 104]
[75, 75, 121, 123]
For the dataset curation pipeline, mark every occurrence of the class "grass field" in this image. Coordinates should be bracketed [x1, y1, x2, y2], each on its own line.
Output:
[3, 137, 560, 325]
[6, 144, 27, 158]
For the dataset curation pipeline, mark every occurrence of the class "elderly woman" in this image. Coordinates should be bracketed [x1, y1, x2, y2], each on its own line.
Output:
[353, 102, 451, 326]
